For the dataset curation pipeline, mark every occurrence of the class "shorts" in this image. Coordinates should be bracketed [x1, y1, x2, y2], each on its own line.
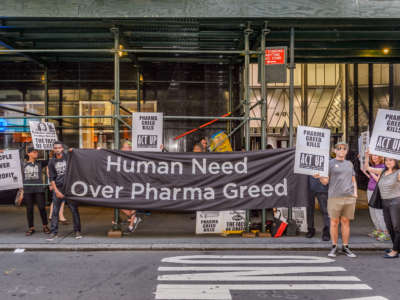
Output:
[328, 197, 356, 220]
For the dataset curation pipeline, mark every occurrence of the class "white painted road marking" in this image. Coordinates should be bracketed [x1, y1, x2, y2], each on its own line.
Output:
[155, 284, 372, 300]
[161, 255, 334, 264]
[13, 248, 25, 254]
[155, 255, 376, 300]
[338, 297, 389, 300]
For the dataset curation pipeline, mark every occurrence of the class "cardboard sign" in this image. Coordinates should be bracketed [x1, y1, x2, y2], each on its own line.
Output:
[196, 210, 246, 234]
[275, 207, 307, 233]
[0, 150, 23, 191]
[294, 126, 331, 177]
[221, 210, 246, 232]
[359, 131, 370, 170]
[29, 121, 58, 150]
[132, 112, 163, 152]
[196, 211, 223, 234]
[370, 109, 400, 159]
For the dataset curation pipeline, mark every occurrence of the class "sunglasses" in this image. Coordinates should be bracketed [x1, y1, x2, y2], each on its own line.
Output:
[336, 147, 347, 151]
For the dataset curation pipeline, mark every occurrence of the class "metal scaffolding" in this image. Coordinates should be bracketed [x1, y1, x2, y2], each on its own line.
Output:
[0, 23, 300, 237]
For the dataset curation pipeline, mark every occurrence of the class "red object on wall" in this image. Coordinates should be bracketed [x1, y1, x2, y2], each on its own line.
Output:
[265, 48, 285, 65]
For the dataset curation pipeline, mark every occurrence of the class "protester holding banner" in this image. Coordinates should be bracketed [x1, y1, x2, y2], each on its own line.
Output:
[315, 142, 358, 258]
[363, 151, 389, 241]
[119, 140, 142, 232]
[376, 158, 400, 258]
[47, 141, 82, 240]
[21, 147, 50, 236]
[306, 176, 330, 241]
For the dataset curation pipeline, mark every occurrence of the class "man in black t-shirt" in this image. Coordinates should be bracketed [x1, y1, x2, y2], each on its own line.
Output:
[46, 141, 82, 240]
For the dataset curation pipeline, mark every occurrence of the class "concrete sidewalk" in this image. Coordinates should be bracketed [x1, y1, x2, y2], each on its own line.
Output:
[0, 205, 391, 251]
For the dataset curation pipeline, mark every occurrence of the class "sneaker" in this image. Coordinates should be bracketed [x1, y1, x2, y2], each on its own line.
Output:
[75, 232, 83, 239]
[368, 230, 380, 238]
[376, 233, 390, 242]
[46, 234, 58, 241]
[328, 245, 338, 257]
[128, 216, 142, 232]
[342, 246, 357, 258]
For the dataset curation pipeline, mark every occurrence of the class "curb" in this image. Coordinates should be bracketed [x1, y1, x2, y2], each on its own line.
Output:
[0, 243, 390, 252]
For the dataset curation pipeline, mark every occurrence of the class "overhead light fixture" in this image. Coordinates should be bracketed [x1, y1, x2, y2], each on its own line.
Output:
[118, 44, 125, 57]
[383, 48, 390, 55]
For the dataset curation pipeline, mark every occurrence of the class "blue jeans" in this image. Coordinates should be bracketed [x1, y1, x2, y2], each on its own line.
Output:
[50, 192, 81, 235]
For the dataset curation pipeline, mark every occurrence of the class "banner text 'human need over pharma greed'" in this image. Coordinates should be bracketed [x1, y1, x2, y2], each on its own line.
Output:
[64, 148, 308, 210]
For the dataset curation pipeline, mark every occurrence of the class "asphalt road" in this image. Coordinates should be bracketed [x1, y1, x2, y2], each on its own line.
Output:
[0, 250, 398, 300]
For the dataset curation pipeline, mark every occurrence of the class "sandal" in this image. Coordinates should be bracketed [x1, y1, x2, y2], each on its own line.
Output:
[43, 225, 50, 234]
[25, 228, 35, 236]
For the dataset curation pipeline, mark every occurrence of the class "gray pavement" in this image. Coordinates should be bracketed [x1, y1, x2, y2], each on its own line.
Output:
[0, 250, 398, 300]
[0, 205, 392, 251]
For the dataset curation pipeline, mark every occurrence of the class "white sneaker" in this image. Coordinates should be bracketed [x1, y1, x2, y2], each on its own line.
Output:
[342, 246, 357, 258]
[328, 246, 337, 257]
[129, 216, 142, 232]
[46, 234, 58, 241]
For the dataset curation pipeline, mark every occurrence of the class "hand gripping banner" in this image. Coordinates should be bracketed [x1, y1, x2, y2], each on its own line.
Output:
[63, 148, 309, 211]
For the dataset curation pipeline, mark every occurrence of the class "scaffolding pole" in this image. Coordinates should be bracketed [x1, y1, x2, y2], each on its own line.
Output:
[287, 27, 295, 228]
[111, 27, 121, 232]
[243, 24, 253, 234]
[260, 25, 268, 234]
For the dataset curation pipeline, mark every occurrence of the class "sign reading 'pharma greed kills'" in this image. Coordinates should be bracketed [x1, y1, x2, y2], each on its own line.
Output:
[294, 126, 331, 177]
[370, 109, 400, 160]
[132, 112, 163, 152]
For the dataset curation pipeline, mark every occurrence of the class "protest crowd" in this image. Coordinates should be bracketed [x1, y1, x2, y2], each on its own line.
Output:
[1, 109, 400, 260]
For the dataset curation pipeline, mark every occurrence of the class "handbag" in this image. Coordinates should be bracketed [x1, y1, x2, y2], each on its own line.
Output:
[271, 211, 288, 238]
[14, 189, 24, 207]
[369, 177, 383, 210]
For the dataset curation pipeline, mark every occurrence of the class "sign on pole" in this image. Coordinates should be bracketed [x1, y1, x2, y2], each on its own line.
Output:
[0, 150, 23, 191]
[265, 48, 286, 65]
[294, 126, 331, 177]
[29, 121, 58, 150]
[359, 131, 370, 170]
[132, 112, 163, 152]
[370, 109, 400, 160]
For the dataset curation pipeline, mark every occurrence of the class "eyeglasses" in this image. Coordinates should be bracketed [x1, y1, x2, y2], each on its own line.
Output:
[336, 147, 347, 151]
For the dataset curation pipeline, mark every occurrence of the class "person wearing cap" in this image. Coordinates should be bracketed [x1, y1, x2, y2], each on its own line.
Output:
[22, 147, 50, 236]
[314, 142, 358, 258]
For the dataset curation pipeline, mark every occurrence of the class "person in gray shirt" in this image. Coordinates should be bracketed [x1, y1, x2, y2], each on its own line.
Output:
[314, 142, 358, 258]
[377, 157, 400, 258]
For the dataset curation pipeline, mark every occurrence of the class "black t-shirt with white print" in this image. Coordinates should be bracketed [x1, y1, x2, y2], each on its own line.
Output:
[23, 160, 48, 194]
[48, 152, 69, 190]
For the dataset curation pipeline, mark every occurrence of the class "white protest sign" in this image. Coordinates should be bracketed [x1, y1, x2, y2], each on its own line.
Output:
[29, 121, 58, 150]
[196, 211, 223, 234]
[132, 112, 163, 152]
[196, 210, 246, 234]
[0, 150, 23, 191]
[294, 126, 331, 177]
[220, 210, 246, 232]
[275, 207, 307, 232]
[359, 131, 370, 170]
[370, 109, 400, 159]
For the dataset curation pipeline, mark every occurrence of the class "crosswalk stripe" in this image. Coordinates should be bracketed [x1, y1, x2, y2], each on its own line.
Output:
[155, 284, 372, 300]
[161, 255, 334, 264]
[158, 275, 361, 281]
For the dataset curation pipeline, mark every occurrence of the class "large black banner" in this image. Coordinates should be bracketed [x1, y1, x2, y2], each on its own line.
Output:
[64, 148, 309, 211]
